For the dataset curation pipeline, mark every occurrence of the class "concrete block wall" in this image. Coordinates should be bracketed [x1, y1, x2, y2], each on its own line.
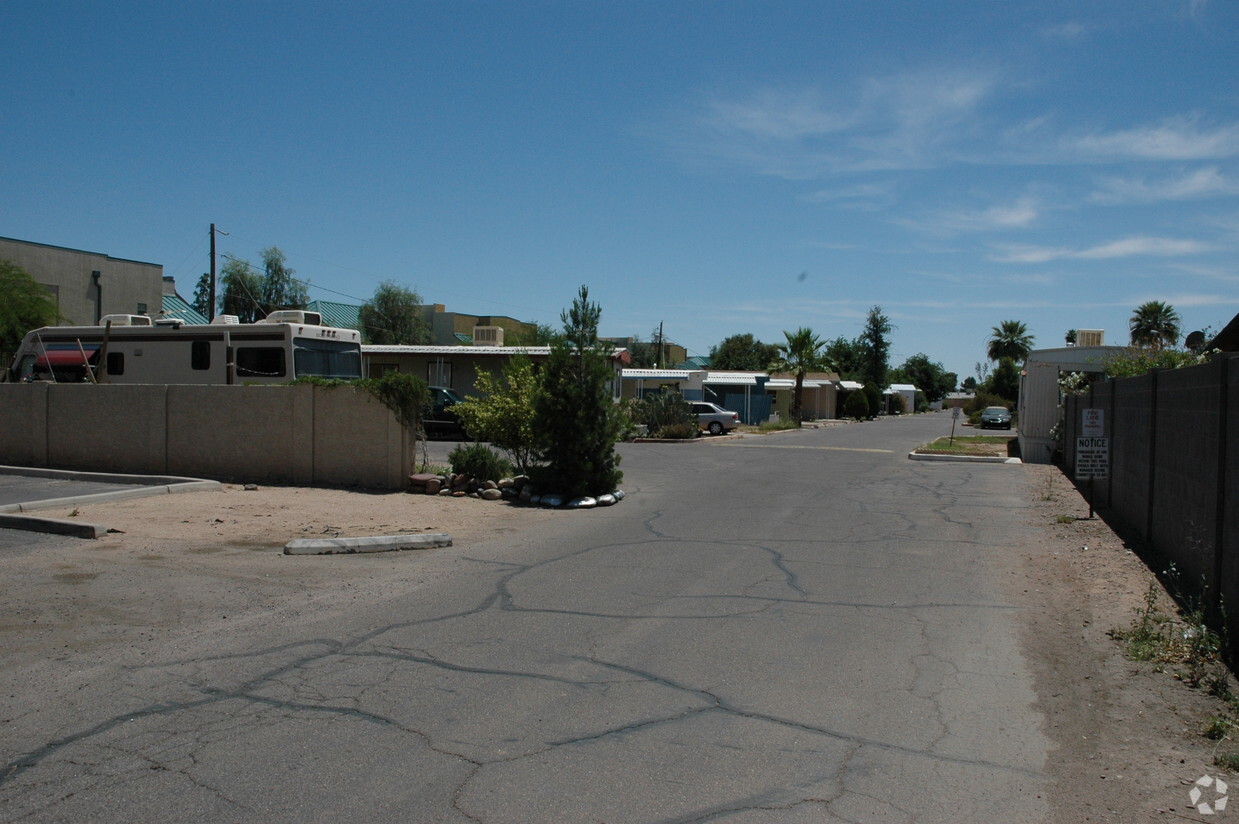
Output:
[0, 383, 411, 489]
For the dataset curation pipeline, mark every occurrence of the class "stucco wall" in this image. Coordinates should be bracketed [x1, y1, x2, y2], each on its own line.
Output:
[0, 383, 410, 488]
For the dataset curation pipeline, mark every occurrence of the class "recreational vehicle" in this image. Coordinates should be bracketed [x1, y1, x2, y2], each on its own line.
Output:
[4, 311, 362, 385]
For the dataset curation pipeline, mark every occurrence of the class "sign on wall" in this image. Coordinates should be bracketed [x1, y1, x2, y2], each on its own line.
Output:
[1075, 436, 1109, 479]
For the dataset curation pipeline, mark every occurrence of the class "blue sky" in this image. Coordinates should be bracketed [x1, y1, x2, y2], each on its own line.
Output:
[4, 1, 1238, 381]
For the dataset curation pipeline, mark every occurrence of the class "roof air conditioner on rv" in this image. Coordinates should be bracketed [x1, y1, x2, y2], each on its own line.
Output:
[262, 310, 323, 326]
[99, 314, 153, 327]
[211, 314, 241, 325]
[473, 326, 504, 346]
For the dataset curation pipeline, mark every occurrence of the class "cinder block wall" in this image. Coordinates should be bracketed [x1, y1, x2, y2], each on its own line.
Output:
[0, 384, 411, 488]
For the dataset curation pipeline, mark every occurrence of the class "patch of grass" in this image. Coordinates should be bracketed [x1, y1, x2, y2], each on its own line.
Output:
[1206, 716, 1235, 740]
[917, 436, 1011, 456]
[1054, 514, 1075, 524]
[756, 419, 800, 433]
[1215, 751, 1239, 771]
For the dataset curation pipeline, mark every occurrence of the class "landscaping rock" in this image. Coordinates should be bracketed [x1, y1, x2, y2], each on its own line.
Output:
[596, 493, 616, 506]
[481, 488, 503, 501]
[567, 497, 596, 509]
[424, 478, 442, 495]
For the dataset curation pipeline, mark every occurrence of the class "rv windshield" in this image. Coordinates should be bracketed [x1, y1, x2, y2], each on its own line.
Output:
[292, 338, 362, 380]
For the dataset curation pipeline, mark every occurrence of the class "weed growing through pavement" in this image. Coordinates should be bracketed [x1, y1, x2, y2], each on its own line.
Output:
[1055, 514, 1074, 524]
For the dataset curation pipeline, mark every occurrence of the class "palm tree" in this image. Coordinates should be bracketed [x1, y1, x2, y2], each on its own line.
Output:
[1129, 301, 1181, 350]
[769, 327, 831, 425]
[987, 320, 1034, 363]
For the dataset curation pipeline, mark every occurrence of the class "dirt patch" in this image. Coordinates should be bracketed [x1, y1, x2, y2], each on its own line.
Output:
[1017, 464, 1234, 822]
[0, 484, 559, 669]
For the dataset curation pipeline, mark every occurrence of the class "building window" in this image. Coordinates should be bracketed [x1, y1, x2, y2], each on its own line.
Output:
[106, 352, 124, 375]
[427, 361, 451, 387]
[137, 303, 147, 314]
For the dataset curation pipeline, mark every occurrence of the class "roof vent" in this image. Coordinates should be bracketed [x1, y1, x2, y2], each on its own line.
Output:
[99, 314, 152, 327]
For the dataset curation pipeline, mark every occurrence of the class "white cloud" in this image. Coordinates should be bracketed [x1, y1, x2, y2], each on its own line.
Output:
[1069, 115, 1239, 161]
[991, 236, 1215, 263]
[687, 67, 1001, 177]
[908, 196, 1042, 235]
[1091, 166, 1239, 203]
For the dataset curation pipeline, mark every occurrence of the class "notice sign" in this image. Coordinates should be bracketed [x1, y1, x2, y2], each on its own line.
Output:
[1076, 437, 1109, 479]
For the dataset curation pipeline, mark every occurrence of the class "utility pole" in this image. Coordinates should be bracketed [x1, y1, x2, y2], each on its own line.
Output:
[656, 321, 664, 369]
[208, 223, 217, 321]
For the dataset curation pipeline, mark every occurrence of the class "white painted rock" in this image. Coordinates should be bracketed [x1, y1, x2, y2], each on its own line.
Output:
[596, 493, 617, 506]
[541, 494, 564, 508]
[567, 496, 597, 509]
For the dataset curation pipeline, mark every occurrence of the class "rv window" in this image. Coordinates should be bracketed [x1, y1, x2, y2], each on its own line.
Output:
[106, 352, 124, 375]
[235, 347, 286, 378]
[191, 340, 210, 370]
[293, 338, 362, 379]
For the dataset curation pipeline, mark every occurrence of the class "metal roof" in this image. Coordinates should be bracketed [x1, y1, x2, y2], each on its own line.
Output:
[837, 380, 864, 391]
[622, 369, 696, 380]
[160, 294, 208, 325]
[765, 378, 796, 389]
[306, 300, 361, 332]
[704, 374, 757, 385]
[364, 345, 554, 355]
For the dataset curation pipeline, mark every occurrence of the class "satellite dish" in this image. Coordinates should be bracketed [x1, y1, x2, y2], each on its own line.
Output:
[1186, 330, 1206, 350]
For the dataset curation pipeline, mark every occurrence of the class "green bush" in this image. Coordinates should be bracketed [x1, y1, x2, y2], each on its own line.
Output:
[448, 443, 512, 482]
[964, 390, 1014, 426]
[843, 390, 870, 421]
[630, 391, 695, 434]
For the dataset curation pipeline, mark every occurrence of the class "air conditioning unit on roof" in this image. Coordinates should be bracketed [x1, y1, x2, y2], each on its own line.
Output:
[99, 314, 152, 327]
[1076, 329, 1104, 346]
[473, 326, 504, 346]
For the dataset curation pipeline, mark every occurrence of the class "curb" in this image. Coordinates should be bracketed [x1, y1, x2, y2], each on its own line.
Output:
[0, 465, 221, 516]
[0, 513, 105, 539]
[908, 452, 1022, 464]
[284, 533, 453, 555]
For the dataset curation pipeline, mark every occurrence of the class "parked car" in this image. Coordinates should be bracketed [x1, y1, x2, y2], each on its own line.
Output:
[425, 386, 469, 437]
[690, 401, 740, 435]
[979, 406, 1013, 430]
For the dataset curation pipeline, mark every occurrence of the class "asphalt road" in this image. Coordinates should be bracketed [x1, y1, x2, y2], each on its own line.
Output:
[0, 415, 1045, 822]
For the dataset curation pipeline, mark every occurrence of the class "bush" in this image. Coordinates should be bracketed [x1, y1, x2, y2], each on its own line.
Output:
[629, 391, 695, 435]
[451, 355, 540, 475]
[843, 390, 870, 421]
[657, 422, 698, 440]
[448, 443, 512, 482]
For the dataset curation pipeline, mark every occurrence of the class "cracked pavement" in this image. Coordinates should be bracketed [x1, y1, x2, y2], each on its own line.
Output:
[0, 416, 1048, 822]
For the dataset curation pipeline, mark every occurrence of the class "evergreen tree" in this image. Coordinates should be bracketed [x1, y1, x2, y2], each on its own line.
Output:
[219, 257, 264, 322]
[191, 272, 213, 318]
[857, 306, 893, 389]
[259, 247, 308, 313]
[533, 286, 623, 497]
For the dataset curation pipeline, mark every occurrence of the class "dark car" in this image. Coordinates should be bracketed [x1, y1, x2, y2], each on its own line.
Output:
[979, 406, 1013, 430]
[425, 386, 469, 437]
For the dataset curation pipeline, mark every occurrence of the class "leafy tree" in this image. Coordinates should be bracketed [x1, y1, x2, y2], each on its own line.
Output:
[986, 357, 1021, 403]
[843, 389, 869, 421]
[825, 335, 864, 379]
[1, 260, 60, 361]
[259, 247, 308, 314]
[219, 257, 264, 322]
[359, 280, 431, 345]
[892, 353, 955, 403]
[1102, 346, 1204, 378]
[507, 322, 559, 347]
[709, 333, 781, 371]
[768, 327, 831, 425]
[191, 272, 213, 318]
[987, 320, 1034, 363]
[960, 376, 978, 392]
[451, 355, 541, 475]
[1129, 301, 1181, 350]
[857, 306, 893, 389]
[532, 286, 623, 497]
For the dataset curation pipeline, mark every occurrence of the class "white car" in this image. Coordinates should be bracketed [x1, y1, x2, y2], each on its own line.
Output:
[690, 401, 740, 435]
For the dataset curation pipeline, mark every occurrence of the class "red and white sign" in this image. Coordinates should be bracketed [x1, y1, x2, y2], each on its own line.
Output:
[1082, 408, 1104, 437]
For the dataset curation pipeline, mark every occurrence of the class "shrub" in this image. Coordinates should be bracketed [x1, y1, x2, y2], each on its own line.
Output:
[451, 355, 541, 475]
[862, 382, 882, 419]
[843, 390, 869, 421]
[448, 443, 512, 482]
[964, 390, 1014, 426]
[629, 391, 695, 435]
[657, 422, 698, 440]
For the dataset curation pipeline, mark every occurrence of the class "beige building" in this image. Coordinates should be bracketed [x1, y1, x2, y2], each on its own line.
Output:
[1, 236, 165, 326]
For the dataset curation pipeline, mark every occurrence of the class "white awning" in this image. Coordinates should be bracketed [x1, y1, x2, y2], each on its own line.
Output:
[765, 378, 796, 389]
[837, 380, 864, 391]
[704, 374, 757, 385]
[622, 369, 694, 380]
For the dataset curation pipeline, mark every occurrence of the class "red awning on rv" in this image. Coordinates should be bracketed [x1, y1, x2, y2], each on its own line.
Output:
[35, 349, 97, 368]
